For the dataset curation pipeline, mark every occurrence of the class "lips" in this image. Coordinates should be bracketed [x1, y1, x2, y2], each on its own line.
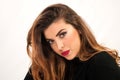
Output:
[61, 50, 70, 56]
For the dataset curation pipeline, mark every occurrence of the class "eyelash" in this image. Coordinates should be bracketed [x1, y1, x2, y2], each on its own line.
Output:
[59, 32, 67, 38]
[47, 32, 67, 45]
[47, 40, 54, 45]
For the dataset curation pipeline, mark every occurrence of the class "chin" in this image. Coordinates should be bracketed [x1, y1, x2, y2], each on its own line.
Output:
[65, 56, 76, 60]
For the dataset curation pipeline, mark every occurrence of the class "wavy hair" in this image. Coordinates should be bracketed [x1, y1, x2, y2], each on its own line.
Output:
[26, 3, 120, 80]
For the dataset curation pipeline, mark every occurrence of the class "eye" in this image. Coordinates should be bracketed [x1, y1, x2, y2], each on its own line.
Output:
[47, 40, 54, 45]
[59, 32, 67, 38]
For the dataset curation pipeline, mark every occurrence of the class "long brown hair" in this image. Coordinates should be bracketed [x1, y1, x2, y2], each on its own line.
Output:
[27, 3, 120, 80]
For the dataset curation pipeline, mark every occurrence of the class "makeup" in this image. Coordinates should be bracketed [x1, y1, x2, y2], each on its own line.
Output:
[61, 50, 70, 56]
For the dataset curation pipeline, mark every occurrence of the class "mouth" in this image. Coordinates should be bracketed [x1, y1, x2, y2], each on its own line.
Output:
[61, 50, 70, 56]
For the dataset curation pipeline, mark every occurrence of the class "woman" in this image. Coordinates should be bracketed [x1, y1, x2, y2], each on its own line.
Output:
[24, 3, 120, 80]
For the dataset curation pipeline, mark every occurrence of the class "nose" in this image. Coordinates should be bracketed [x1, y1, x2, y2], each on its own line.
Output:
[56, 39, 64, 50]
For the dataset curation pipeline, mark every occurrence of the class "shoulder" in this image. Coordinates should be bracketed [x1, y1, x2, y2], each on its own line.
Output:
[91, 51, 114, 60]
[86, 51, 120, 80]
[89, 51, 117, 67]
[24, 68, 34, 80]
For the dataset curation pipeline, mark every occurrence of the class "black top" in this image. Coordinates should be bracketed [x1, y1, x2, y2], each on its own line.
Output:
[24, 51, 120, 80]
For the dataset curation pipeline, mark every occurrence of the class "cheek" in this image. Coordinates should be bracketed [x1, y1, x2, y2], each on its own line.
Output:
[50, 45, 57, 53]
[63, 30, 80, 50]
[63, 32, 76, 46]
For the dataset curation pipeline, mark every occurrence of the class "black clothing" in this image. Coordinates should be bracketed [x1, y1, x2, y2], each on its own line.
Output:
[24, 70, 33, 80]
[24, 51, 120, 80]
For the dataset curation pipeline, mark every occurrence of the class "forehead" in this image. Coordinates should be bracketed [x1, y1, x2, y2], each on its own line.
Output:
[44, 19, 68, 38]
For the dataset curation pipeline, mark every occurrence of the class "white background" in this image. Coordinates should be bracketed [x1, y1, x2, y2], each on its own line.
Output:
[0, 0, 120, 80]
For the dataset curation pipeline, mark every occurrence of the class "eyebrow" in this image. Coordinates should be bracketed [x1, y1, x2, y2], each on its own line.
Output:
[56, 29, 65, 37]
[45, 29, 65, 40]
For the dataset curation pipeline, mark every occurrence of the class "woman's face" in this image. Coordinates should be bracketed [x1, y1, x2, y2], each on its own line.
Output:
[44, 19, 81, 60]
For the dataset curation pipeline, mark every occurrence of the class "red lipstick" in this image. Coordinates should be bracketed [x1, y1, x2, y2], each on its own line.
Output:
[61, 50, 70, 56]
